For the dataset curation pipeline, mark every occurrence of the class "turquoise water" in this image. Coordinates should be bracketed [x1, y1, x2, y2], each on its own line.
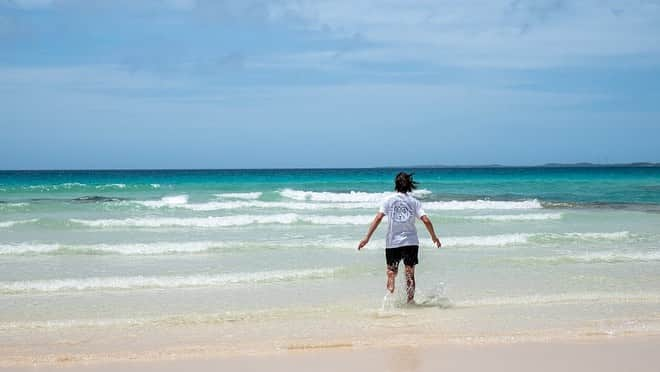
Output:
[1, 167, 660, 361]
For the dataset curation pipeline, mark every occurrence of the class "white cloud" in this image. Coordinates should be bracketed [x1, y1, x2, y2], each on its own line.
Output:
[266, 0, 660, 68]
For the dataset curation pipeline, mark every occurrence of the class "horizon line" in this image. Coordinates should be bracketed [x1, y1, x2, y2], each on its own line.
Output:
[1, 162, 659, 172]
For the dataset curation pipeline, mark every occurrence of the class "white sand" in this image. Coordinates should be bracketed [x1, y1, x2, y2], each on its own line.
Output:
[4, 336, 660, 372]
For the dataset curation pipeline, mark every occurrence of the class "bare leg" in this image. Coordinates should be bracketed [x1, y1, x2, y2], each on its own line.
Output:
[405, 265, 415, 303]
[386, 266, 398, 293]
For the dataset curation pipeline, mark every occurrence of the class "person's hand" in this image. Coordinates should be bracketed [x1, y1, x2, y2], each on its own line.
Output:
[432, 237, 442, 248]
[358, 238, 369, 250]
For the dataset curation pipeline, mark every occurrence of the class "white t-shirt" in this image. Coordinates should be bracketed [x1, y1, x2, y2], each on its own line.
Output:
[379, 192, 426, 249]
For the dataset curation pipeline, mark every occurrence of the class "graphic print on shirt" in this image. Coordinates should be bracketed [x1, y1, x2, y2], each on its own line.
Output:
[392, 200, 413, 223]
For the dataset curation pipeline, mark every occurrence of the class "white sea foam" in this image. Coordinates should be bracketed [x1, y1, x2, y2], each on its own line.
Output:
[279, 189, 431, 202]
[441, 234, 532, 247]
[0, 268, 340, 294]
[215, 192, 263, 200]
[531, 231, 632, 243]
[0, 219, 38, 228]
[70, 214, 374, 228]
[0, 202, 28, 210]
[132, 198, 544, 212]
[0, 230, 638, 256]
[457, 292, 660, 307]
[134, 194, 189, 208]
[561, 231, 631, 240]
[151, 184, 161, 188]
[0, 241, 229, 255]
[302, 215, 374, 225]
[95, 183, 126, 189]
[142, 200, 375, 211]
[512, 251, 660, 264]
[0, 243, 61, 254]
[467, 213, 562, 221]
[428, 231, 633, 248]
[424, 199, 542, 211]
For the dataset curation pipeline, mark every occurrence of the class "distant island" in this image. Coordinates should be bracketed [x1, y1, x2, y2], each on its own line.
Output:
[395, 162, 660, 169]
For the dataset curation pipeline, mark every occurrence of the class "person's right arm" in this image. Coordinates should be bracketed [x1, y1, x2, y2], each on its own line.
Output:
[420, 215, 442, 248]
[358, 212, 384, 250]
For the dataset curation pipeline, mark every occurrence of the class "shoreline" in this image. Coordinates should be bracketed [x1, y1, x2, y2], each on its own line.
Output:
[4, 334, 660, 371]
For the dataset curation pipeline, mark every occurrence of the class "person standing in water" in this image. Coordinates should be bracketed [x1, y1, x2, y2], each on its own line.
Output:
[358, 172, 442, 303]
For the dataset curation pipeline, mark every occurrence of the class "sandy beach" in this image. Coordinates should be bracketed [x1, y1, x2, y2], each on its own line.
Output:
[4, 335, 659, 371]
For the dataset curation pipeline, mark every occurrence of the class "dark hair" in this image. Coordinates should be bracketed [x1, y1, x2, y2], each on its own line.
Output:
[394, 172, 418, 193]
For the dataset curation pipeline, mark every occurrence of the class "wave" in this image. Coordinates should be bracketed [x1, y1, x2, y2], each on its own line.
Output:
[1, 231, 636, 256]
[0, 307, 337, 330]
[133, 199, 375, 211]
[69, 214, 374, 228]
[424, 199, 542, 211]
[0, 268, 340, 294]
[94, 183, 126, 189]
[0, 241, 230, 255]
[0, 219, 38, 228]
[131, 196, 545, 212]
[509, 251, 660, 264]
[430, 231, 632, 248]
[529, 231, 631, 243]
[279, 189, 432, 202]
[0, 202, 28, 210]
[456, 291, 660, 307]
[215, 192, 263, 200]
[134, 194, 189, 208]
[467, 213, 562, 221]
[441, 234, 531, 247]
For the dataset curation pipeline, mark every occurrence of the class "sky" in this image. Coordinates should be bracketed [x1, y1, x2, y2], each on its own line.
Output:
[1, 0, 660, 169]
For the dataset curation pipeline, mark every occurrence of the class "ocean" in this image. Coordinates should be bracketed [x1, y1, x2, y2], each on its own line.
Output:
[1, 167, 660, 361]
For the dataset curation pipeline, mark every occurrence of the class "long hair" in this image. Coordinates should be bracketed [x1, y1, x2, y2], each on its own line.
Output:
[394, 172, 418, 193]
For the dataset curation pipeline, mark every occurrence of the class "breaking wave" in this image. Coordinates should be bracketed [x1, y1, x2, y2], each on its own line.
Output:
[215, 192, 263, 200]
[130, 195, 544, 212]
[467, 213, 562, 221]
[0, 219, 39, 228]
[424, 199, 542, 211]
[509, 251, 660, 264]
[0, 268, 340, 294]
[0, 241, 229, 255]
[278, 189, 432, 202]
[456, 291, 660, 307]
[69, 214, 374, 228]
[0, 231, 635, 256]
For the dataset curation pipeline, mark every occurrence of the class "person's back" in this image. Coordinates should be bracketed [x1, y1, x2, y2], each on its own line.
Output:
[358, 172, 442, 303]
[380, 192, 425, 248]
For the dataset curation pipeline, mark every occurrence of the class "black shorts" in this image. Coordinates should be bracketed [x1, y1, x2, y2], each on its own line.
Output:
[385, 245, 419, 269]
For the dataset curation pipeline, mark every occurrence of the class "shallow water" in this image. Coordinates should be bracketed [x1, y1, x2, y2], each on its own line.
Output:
[1, 167, 659, 361]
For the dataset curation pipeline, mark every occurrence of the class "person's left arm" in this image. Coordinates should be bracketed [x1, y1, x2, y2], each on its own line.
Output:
[416, 199, 441, 248]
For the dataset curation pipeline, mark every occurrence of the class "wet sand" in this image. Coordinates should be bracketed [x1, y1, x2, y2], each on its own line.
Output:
[6, 336, 660, 372]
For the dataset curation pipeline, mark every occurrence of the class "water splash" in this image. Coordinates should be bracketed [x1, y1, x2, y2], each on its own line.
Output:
[410, 283, 453, 309]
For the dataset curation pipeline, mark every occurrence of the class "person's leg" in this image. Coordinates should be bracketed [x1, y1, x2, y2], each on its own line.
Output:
[402, 246, 419, 303]
[387, 264, 398, 293]
[404, 265, 415, 303]
[385, 248, 402, 293]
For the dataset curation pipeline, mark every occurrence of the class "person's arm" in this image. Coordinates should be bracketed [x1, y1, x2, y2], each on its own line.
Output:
[358, 212, 385, 250]
[420, 215, 442, 248]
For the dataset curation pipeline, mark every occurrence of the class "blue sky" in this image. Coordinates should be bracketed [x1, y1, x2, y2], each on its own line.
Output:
[1, 0, 659, 169]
